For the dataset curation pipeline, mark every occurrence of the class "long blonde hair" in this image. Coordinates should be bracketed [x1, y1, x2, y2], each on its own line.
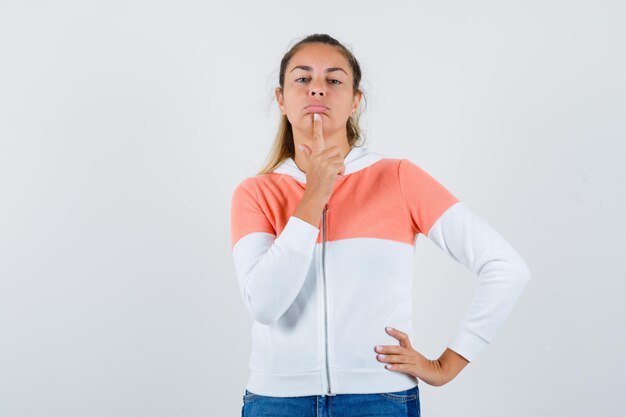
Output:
[256, 34, 367, 176]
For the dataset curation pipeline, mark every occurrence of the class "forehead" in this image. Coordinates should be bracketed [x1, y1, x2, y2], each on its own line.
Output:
[288, 43, 350, 72]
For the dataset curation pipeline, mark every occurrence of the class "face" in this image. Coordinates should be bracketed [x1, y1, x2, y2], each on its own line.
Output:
[275, 43, 362, 140]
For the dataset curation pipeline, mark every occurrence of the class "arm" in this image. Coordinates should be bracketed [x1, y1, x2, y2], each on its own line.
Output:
[231, 179, 321, 325]
[426, 200, 532, 363]
[383, 159, 531, 385]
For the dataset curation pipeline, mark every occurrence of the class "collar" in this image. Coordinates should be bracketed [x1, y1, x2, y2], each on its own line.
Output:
[272, 145, 385, 183]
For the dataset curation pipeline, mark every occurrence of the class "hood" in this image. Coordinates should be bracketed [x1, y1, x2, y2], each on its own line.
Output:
[272, 145, 385, 183]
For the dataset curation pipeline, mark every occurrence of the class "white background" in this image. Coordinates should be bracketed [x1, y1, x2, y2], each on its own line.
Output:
[1, 1, 624, 416]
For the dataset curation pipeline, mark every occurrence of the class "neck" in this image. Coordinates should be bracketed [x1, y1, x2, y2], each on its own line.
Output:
[292, 128, 352, 173]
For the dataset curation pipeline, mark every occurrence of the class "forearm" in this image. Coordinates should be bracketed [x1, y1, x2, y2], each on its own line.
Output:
[427, 201, 531, 362]
[233, 216, 319, 324]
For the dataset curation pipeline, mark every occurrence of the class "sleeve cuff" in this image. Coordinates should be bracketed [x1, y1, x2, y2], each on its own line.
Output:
[275, 216, 320, 255]
[447, 326, 490, 363]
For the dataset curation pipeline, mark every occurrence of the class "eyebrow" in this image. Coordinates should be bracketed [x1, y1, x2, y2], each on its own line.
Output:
[289, 65, 348, 76]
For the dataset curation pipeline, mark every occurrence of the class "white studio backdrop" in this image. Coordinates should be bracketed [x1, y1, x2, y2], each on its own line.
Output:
[1, 1, 624, 416]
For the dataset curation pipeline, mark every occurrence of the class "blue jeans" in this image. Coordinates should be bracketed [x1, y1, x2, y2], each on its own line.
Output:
[241, 385, 420, 417]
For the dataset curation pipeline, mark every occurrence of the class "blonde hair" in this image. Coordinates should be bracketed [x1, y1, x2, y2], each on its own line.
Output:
[256, 34, 367, 176]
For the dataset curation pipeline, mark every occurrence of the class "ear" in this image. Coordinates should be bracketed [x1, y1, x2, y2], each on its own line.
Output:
[351, 90, 363, 114]
[275, 87, 286, 115]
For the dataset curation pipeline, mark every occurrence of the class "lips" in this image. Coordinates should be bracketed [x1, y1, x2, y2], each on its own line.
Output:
[305, 105, 329, 112]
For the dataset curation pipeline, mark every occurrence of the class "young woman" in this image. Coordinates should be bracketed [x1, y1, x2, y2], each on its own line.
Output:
[230, 33, 531, 417]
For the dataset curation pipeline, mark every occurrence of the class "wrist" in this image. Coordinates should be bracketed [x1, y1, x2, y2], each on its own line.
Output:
[293, 192, 326, 228]
[437, 348, 469, 380]
[302, 190, 326, 208]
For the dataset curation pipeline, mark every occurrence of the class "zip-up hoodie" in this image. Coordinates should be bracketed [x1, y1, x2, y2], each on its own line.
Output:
[230, 145, 531, 397]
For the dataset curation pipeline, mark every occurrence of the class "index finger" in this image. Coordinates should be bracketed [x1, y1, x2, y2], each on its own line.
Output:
[312, 113, 324, 153]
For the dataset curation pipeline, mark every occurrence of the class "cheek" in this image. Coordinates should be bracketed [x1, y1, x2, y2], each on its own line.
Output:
[282, 92, 300, 109]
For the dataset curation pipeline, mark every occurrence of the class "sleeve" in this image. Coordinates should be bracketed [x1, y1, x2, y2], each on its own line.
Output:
[398, 159, 460, 236]
[398, 159, 531, 363]
[230, 178, 320, 325]
[427, 202, 531, 363]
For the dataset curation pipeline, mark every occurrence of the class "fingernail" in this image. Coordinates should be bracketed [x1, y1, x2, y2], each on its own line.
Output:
[386, 327, 393, 332]
[376, 345, 383, 352]
[314, 113, 320, 121]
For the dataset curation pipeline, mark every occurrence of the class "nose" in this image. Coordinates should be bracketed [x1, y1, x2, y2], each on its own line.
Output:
[309, 81, 325, 96]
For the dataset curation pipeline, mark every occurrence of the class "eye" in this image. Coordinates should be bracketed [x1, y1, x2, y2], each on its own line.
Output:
[294, 77, 342, 85]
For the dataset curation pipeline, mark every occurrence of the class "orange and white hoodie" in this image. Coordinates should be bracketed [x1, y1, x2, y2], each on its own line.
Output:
[230, 145, 531, 397]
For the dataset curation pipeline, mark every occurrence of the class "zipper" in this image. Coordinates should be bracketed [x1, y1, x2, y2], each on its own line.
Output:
[321, 203, 335, 395]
